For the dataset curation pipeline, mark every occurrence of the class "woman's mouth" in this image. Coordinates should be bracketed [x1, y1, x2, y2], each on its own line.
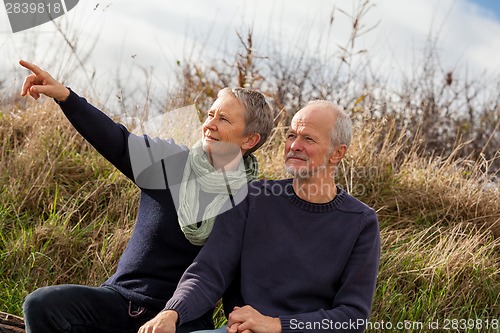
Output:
[204, 134, 219, 141]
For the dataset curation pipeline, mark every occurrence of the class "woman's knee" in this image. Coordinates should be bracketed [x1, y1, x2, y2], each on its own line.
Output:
[26, 285, 59, 303]
[23, 286, 51, 315]
[23, 285, 76, 318]
[23, 285, 79, 332]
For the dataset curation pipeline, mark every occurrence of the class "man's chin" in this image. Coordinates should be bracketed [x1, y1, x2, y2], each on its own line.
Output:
[285, 166, 310, 179]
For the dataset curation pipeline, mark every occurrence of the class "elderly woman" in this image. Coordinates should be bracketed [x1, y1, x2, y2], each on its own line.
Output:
[19, 60, 274, 333]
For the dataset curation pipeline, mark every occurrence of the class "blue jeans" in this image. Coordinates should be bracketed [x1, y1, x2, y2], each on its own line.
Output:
[191, 326, 227, 333]
[22, 284, 213, 333]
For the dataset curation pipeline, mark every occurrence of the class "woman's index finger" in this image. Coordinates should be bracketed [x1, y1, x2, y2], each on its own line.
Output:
[19, 60, 44, 75]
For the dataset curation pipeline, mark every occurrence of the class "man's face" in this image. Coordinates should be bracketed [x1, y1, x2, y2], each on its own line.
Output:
[285, 106, 336, 179]
[201, 92, 248, 159]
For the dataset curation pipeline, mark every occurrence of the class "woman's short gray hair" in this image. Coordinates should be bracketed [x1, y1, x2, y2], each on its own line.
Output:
[219, 87, 274, 155]
[305, 100, 352, 149]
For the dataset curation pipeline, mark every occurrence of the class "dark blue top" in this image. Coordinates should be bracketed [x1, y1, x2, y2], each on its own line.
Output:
[58, 90, 207, 311]
[165, 179, 380, 333]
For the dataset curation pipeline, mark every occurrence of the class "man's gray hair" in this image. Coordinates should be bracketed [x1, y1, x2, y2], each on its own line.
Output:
[219, 87, 274, 155]
[305, 100, 352, 149]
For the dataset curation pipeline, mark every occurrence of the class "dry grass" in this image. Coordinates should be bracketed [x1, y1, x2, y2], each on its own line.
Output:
[3, 95, 498, 330]
[0, 1, 498, 328]
[344, 119, 499, 236]
[0, 99, 137, 314]
[375, 225, 499, 324]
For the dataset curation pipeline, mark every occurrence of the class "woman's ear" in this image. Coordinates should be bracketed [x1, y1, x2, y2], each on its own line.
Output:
[242, 133, 261, 151]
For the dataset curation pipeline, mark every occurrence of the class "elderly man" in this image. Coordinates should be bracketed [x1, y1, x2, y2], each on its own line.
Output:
[18, 60, 274, 333]
[139, 100, 380, 333]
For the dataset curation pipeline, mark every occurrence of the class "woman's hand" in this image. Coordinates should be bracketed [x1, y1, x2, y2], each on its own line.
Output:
[138, 310, 179, 333]
[19, 60, 70, 102]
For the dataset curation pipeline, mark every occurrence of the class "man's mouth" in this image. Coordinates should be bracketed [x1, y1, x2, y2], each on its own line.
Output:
[286, 153, 307, 161]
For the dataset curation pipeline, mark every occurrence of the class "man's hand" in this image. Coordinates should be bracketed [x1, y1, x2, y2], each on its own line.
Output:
[227, 306, 281, 333]
[138, 310, 178, 333]
[19, 60, 70, 102]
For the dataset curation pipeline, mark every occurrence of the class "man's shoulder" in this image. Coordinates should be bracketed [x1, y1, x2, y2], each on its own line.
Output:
[337, 188, 376, 216]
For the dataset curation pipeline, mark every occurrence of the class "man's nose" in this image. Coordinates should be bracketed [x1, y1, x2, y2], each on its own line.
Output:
[290, 138, 303, 151]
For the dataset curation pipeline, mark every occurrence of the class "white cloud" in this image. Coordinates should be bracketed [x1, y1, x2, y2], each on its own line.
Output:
[2, 0, 500, 103]
[365, 0, 500, 77]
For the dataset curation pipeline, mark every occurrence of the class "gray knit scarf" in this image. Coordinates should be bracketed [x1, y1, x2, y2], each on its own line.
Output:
[177, 140, 258, 245]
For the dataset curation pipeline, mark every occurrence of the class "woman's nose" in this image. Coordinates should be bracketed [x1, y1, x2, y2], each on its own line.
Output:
[204, 117, 217, 130]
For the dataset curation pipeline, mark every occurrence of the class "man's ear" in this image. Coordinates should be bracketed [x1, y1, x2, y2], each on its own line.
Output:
[329, 144, 347, 165]
[242, 133, 261, 151]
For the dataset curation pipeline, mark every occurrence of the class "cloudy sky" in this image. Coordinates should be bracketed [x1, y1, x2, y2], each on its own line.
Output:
[1, 0, 500, 105]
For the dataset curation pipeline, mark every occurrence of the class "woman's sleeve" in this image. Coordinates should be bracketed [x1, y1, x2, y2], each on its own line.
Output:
[58, 89, 186, 184]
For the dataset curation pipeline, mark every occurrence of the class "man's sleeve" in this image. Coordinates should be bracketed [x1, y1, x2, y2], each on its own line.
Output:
[164, 192, 251, 325]
[279, 209, 380, 333]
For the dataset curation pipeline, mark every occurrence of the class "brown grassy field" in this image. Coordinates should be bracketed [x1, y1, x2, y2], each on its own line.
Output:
[0, 95, 498, 332]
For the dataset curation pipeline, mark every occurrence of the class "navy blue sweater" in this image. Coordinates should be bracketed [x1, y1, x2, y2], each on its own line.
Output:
[165, 179, 380, 333]
[58, 90, 207, 311]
